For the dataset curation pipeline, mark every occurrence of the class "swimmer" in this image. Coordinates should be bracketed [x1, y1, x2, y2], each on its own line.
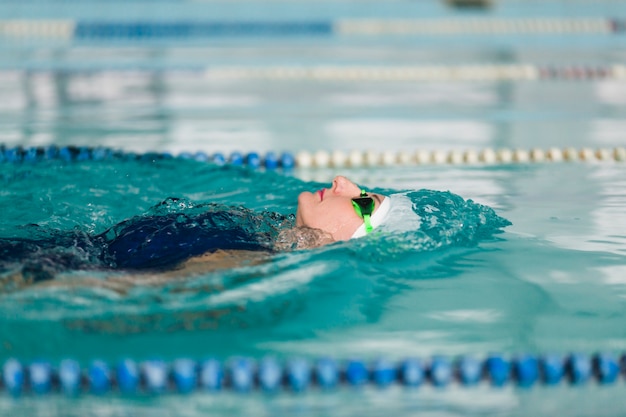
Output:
[0, 176, 392, 289]
[296, 175, 390, 240]
[278, 175, 391, 248]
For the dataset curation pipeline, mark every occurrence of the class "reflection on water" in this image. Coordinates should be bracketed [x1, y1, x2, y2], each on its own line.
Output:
[1, 46, 626, 155]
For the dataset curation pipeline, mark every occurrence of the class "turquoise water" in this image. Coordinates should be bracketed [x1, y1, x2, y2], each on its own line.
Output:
[2, 0, 626, 415]
[1, 160, 626, 416]
[0, 159, 514, 361]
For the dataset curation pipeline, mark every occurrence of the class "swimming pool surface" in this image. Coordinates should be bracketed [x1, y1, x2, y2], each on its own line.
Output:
[1, 0, 626, 416]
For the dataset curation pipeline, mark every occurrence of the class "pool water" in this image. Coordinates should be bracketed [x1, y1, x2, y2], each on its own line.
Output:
[1, 160, 625, 416]
[0, 158, 514, 358]
[1, 0, 626, 415]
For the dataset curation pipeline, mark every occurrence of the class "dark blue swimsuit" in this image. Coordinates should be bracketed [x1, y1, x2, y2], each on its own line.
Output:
[103, 210, 273, 269]
[0, 201, 291, 281]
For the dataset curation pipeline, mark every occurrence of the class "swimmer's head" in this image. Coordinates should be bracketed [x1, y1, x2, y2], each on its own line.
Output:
[296, 176, 391, 241]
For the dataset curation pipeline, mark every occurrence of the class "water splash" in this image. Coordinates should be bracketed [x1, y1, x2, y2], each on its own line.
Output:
[351, 189, 511, 262]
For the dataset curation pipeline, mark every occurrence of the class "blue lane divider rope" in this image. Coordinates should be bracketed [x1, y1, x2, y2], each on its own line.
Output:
[74, 22, 333, 39]
[0, 145, 297, 171]
[0, 353, 624, 396]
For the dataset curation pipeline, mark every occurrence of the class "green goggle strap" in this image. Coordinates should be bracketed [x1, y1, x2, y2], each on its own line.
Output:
[352, 190, 374, 234]
[362, 213, 373, 234]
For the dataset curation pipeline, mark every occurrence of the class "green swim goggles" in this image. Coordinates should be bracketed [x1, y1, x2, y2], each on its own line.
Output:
[351, 190, 375, 234]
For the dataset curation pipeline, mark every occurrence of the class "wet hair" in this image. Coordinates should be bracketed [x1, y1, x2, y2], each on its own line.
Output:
[274, 226, 334, 251]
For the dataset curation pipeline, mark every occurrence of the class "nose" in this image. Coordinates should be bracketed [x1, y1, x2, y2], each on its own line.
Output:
[331, 176, 360, 196]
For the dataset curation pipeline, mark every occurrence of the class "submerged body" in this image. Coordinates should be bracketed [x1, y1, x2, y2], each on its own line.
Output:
[0, 176, 388, 283]
[0, 202, 290, 283]
[0, 174, 512, 290]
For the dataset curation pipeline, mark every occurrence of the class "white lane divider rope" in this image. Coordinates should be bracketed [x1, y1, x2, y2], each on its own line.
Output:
[294, 147, 626, 168]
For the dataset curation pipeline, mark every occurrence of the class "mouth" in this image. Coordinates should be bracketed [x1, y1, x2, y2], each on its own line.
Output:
[318, 189, 325, 201]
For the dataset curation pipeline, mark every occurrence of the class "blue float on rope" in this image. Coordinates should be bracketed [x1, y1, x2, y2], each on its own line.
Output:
[117, 359, 140, 394]
[345, 359, 368, 386]
[568, 353, 592, 385]
[315, 357, 339, 389]
[372, 358, 396, 388]
[281, 152, 295, 170]
[77, 147, 91, 161]
[594, 353, 620, 384]
[173, 358, 197, 394]
[287, 358, 311, 392]
[143, 359, 169, 394]
[4, 147, 22, 163]
[212, 153, 226, 166]
[486, 354, 510, 387]
[258, 357, 282, 392]
[229, 151, 243, 166]
[264, 151, 279, 170]
[88, 360, 111, 395]
[59, 359, 81, 396]
[430, 356, 452, 387]
[3, 359, 24, 396]
[543, 354, 564, 385]
[458, 355, 482, 385]
[246, 152, 261, 169]
[23, 147, 39, 162]
[29, 361, 52, 394]
[58, 146, 73, 161]
[515, 354, 539, 388]
[194, 152, 209, 162]
[91, 147, 109, 161]
[200, 358, 223, 391]
[44, 145, 59, 160]
[229, 357, 254, 392]
[400, 358, 425, 387]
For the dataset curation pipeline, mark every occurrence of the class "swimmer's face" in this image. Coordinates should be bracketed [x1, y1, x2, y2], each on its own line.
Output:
[296, 175, 384, 241]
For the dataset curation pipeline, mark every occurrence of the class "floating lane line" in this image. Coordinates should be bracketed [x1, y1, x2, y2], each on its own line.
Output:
[1, 65, 624, 81]
[0, 352, 623, 396]
[1, 145, 625, 168]
[203, 64, 626, 81]
[0, 18, 625, 41]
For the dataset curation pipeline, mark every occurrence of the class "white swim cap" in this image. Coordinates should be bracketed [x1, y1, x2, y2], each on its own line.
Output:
[351, 193, 421, 239]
